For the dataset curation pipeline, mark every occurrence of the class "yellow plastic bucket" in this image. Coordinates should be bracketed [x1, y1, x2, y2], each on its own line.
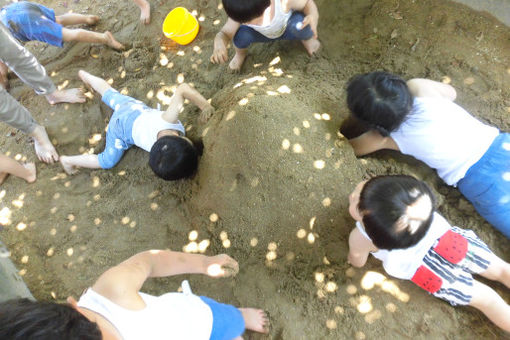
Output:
[162, 7, 199, 45]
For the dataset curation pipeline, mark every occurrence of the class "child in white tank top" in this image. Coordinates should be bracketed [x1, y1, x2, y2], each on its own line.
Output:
[210, 0, 320, 71]
[342, 71, 510, 239]
[347, 175, 510, 332]
[0, 250, 269, 339]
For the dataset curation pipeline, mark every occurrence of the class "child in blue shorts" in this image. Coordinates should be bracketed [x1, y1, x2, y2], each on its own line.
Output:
[210, 0, 320, 71]
[347, 175, 510, 332]
[60, 70, 214, 180]
[0, 1, 124, 49]
[0, 249, 269, 339]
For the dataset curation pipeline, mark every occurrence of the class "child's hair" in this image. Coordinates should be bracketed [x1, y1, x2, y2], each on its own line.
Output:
[358, 175, 435, 250]
[149, 136, 198, 181]
[346, 71, 413, 136]
[222, 0, 270, 23]
[0, 299, 101, 340]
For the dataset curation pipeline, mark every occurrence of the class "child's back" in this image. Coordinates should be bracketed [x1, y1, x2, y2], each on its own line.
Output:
[390, 96, 498, 185]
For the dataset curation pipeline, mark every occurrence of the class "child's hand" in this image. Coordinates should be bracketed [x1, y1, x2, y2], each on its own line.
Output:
[205, 254, 239, 278]
[301, 15, 318, 39]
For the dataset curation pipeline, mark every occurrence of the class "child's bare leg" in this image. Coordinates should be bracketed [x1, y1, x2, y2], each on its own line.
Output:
[478, 253, 510, 289]
[30, 125, 59, 163]
[62, 28, 124, 50]
[45, 88, 86, 105]
[469, 280, 510, 331]
[78, 70, 112, 96]
[229, 47, 247, 71]
[0, 155, 36, 184]
[301, 37, 320, 56]
[60, 154, 100, 175]
[56, 13, 99, 26]
[239, 308, 269, 335]
[0, 61, 8, 89]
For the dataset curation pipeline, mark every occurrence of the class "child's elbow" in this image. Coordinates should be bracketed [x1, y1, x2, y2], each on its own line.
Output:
[348, 253, 367, 268]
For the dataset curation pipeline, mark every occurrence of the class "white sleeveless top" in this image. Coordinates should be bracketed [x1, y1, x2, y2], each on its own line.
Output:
[245, 0, 292, 38]
[131, 109, 185, 152]
[77, 286, 213, 340]
[356, 212, 450, 280]
[390, 97, 498, 186]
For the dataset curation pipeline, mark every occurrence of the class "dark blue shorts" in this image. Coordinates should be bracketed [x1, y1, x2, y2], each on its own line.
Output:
[233, 11, 314, 49]
[0, 1, 63, 47]
[200, 296, 245, 340]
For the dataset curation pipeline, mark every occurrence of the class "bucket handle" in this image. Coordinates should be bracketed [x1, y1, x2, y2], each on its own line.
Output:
[167, 21, 199, 38]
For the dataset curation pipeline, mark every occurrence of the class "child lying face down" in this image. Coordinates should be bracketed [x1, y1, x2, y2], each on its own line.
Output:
[347, 175, 510, 332]
[0, 250, 269, 339]
[60, 71, 214, 181]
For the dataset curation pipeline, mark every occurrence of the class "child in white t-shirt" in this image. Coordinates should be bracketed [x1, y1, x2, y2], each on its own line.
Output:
[60, 70, 214, 180]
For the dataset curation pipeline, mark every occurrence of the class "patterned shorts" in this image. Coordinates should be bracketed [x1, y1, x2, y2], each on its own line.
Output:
[411, 227, 492, 306]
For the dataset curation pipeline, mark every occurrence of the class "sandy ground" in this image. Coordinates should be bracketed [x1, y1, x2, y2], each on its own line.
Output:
[0, 0, 509, 338]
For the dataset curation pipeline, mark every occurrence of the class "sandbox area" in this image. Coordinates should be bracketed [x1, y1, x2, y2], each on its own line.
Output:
[0, 0, 509, 338]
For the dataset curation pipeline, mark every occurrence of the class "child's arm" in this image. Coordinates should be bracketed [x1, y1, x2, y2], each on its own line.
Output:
[348, 130, 399, 156]
[407, 78, 457, 101]
[59, 154, 101, 175]
[162, 83, 213, 123]
[132, 0, 151, 24]
[288, 0, 319, 38]
[210, 19, 241, 64]
[348, 228, 377, 268]
[92, 250, 239, 309]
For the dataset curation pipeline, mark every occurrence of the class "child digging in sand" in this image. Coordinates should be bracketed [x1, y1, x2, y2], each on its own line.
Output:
[60, 70, 213, 180]
[210, 0, 320, 71]
[348, 176, 510, 332]
[347, 175, 510, 332]
[0, 249, 269, 339]
[0, 154, 36, 184]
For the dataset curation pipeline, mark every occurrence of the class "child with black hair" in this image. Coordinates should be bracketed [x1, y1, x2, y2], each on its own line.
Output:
[341, 71, 510, 238]
[60, 70, 214, 181]
[0, 250, 269, 339]
[210, 0, 320, 71]
[347, 175, 510, 332]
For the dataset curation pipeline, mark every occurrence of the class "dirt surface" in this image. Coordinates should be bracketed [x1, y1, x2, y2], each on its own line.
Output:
[0, 0, 509, 338]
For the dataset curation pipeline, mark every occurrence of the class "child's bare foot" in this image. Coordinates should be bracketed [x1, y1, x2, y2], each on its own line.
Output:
[46, 88, 86, 104]
[60, 156, 78, 175]
[23, 163, 36, 183]
[199, 105, 215, 123]
[302, 38, 321, 56]
[31, 125, 59, 164]
[229, 50, 247, 72]
[85, 15, 100, 25]
[0, 172, 9, 185]
[239, 308, 269, 334]
[104, 31, 125, 50]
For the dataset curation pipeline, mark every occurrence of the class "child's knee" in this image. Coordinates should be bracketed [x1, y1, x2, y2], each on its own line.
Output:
[233, 26, 254, 49]
[287, 12, 313, 40]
